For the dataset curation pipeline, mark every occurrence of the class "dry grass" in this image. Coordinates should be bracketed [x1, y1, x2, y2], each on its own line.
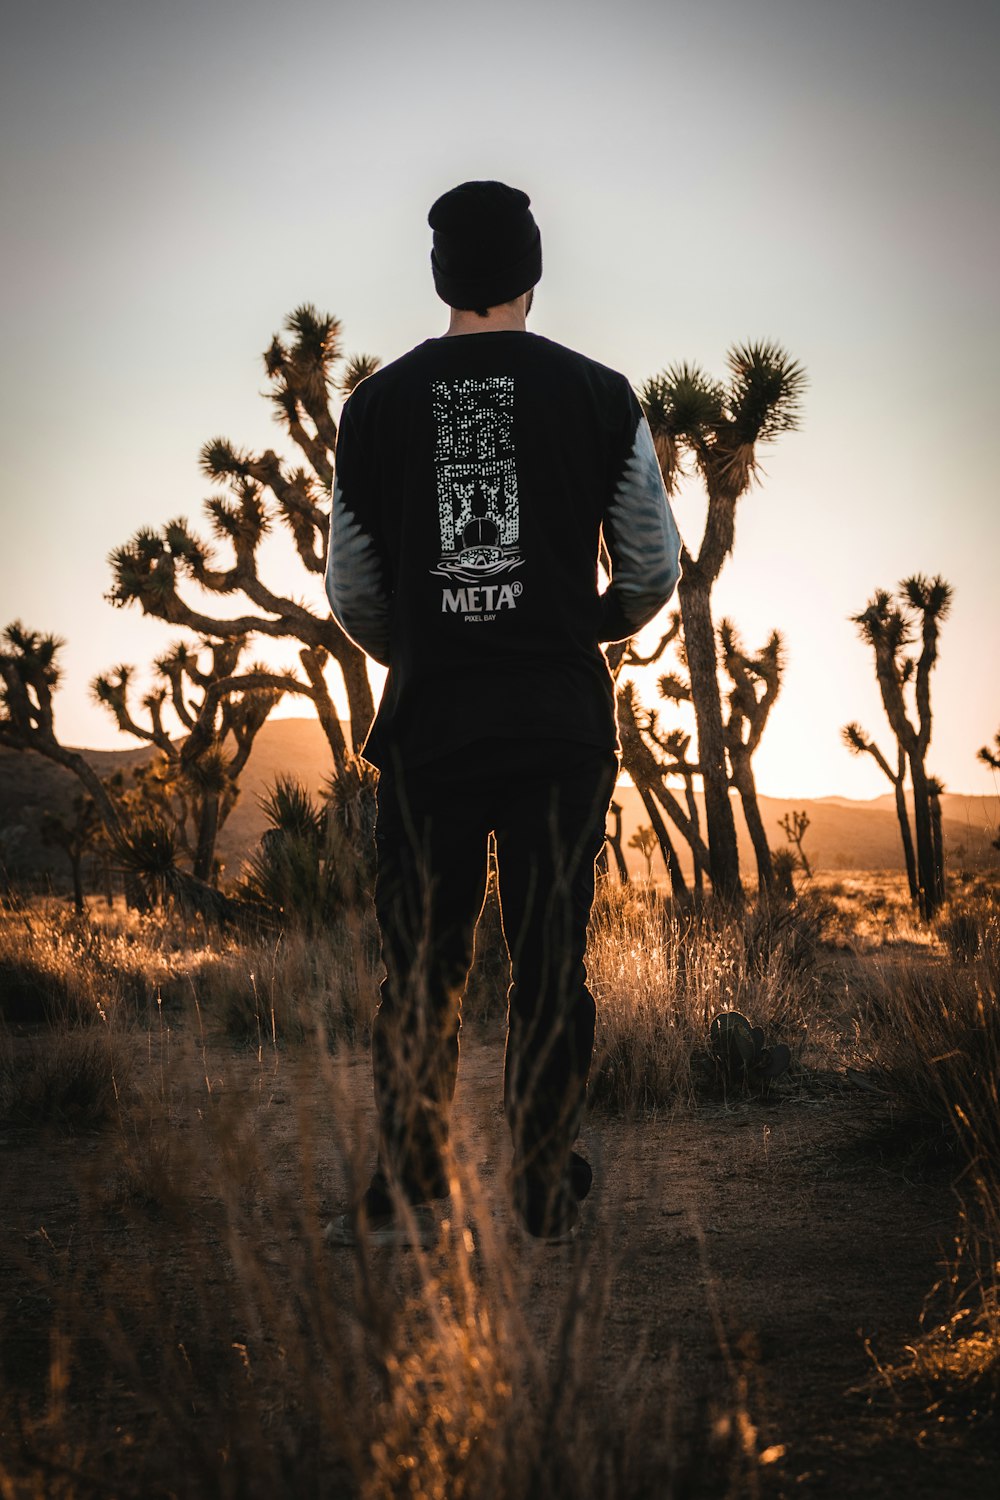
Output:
[0, 1023, 132, 1130]
[853, 893, 1000, 1410]
[587, 884, 829, 1113]
[183, 910, 382, 1044]
[2, 875, 999, 1490]
[0, 1027, 763, 1500]
[0, 897, 170, 1026]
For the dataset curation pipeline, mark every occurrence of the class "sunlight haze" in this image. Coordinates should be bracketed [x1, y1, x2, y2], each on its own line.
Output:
[1, 0, 998, 799]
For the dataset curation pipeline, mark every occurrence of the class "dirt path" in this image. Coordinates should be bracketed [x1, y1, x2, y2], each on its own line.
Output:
[3, 1029, 997, 1497]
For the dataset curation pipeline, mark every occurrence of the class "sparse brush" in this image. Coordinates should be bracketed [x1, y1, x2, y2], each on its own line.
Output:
[858, 914, 1000, 1410]
[587, 884, 823, 1112]
[238, 769, 376, 932]
[862, 923, 1000, 1158]
[0, 1023, 132, 1129]
[189, 911, 381, 1043]
[0, 900, 177, 1025]
[5, 1045, 764, 1500]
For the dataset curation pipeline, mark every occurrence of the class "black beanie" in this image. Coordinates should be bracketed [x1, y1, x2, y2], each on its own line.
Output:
[428, 180, 542, 311]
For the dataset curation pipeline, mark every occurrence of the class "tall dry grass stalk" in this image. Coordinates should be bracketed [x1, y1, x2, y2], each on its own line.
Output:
[860, 898, 1000, 1406]
[587, 884, 826, 1112]
[1, 1027, 765, 1500]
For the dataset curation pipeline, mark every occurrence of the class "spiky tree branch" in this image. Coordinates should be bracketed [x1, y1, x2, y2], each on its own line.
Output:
[842, 722, 918, 899]
[92, 638, 287, 883]
[978, 731, 1000, 771]
[617, 683, 710, 891]
[718, 620, 784, 895]
[106, 307, 380, 765]
[0, 623, 257, 925]
[639, 343, 806, 902]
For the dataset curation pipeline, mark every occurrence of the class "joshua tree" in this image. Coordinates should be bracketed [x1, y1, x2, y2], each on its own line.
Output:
[978, 735, 1000, 852]
[777, 809, 813, 880]
[603, 799, 630, 884]
[842, 723, 918, 901]
[639, 343, 806, 902]
[106, 307, 380, 770]
[40, 793, 103, 912]
[638, 721, 703, 899]
[0, 622, 251, 924]
[852, 575, 952, 919]
[978, 731, 1000, 771]
[628, 823, 658, 881]
[926, 776, 945, 907]
[240, 761, 377, 929]
[92, 637, 285, 883]
[649, 618, 783, 896]
[616, 681, 709, 902]
[609, 620, 706, 901]
[0, 623, 123, 834]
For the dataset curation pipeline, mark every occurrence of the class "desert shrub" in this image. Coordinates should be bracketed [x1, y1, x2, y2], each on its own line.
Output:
[859, 918, 1000, 1411]
[0, 1023, 132, 1129]
[238, 768, 377, 933]
[810, 873, 936, 954]
[188, 909, 381, 1044]
[938, 893, 997, 964]
[862, 929, 999, 1158]
[771, 848, 798, 900]
[587, 884, 823, 1113]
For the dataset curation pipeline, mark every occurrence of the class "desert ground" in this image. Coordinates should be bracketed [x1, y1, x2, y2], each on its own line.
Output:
[1, 871, 998, 1498]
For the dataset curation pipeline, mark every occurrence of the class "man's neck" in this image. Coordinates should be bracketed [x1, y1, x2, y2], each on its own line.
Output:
[444, 297, 529, 337]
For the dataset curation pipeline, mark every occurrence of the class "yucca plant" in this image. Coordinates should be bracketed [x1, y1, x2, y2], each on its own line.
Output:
[239, 766, 376, 931]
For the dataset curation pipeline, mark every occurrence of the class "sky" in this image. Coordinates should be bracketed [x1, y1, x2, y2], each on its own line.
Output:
[1, 0, 998, 799]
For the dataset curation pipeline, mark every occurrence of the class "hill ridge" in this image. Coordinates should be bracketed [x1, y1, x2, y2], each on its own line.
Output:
[2, 718, 997, 884]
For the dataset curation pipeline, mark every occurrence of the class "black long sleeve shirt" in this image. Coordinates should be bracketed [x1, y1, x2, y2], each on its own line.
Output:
[326, 330, 681, 769]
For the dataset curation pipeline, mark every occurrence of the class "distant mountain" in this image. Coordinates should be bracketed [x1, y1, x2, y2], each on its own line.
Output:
[610, 784, 999, 880]
[1, 719, 997, 890]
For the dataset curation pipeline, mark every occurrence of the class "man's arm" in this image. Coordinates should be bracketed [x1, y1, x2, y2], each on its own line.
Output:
[597, 407, 681, 643]
[325, 405, 392, 667]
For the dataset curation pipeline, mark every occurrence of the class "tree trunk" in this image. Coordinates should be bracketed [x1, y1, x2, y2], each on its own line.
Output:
[301, 647, 350, 772]
[70, 850, 85, 913]
[617, 689, 712, 881]
[606, 801, 630, 884]
[892, 747, 919, 903]
[635, 782, 689, 904]
[194, 792, 221, 884]
[681, 775, 703, 898]
[730, 754, 774, 896]
[908, 755, 937, 920]
[335, 645, 376, 755]
[929, 786, 945, 907]
[677, 575, 742, 903]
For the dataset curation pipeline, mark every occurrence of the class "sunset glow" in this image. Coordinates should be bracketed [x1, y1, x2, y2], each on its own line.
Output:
[1, 0, 997, 801]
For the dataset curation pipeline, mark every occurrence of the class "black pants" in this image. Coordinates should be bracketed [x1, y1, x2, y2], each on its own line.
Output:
[371, 738, 618, 1203]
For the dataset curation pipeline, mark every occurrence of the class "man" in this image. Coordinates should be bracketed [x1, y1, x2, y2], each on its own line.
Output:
[325, 180, 680, 1246]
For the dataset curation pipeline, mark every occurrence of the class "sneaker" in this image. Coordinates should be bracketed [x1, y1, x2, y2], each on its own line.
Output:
[569, 1150, 593, 1203]
[324, 1175, 441, 1250]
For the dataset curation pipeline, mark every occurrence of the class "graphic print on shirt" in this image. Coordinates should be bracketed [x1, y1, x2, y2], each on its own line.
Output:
[431, 378, 523, 593]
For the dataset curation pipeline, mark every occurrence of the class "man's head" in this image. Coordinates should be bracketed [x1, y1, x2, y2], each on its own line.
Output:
[428, 180, 541, 316]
